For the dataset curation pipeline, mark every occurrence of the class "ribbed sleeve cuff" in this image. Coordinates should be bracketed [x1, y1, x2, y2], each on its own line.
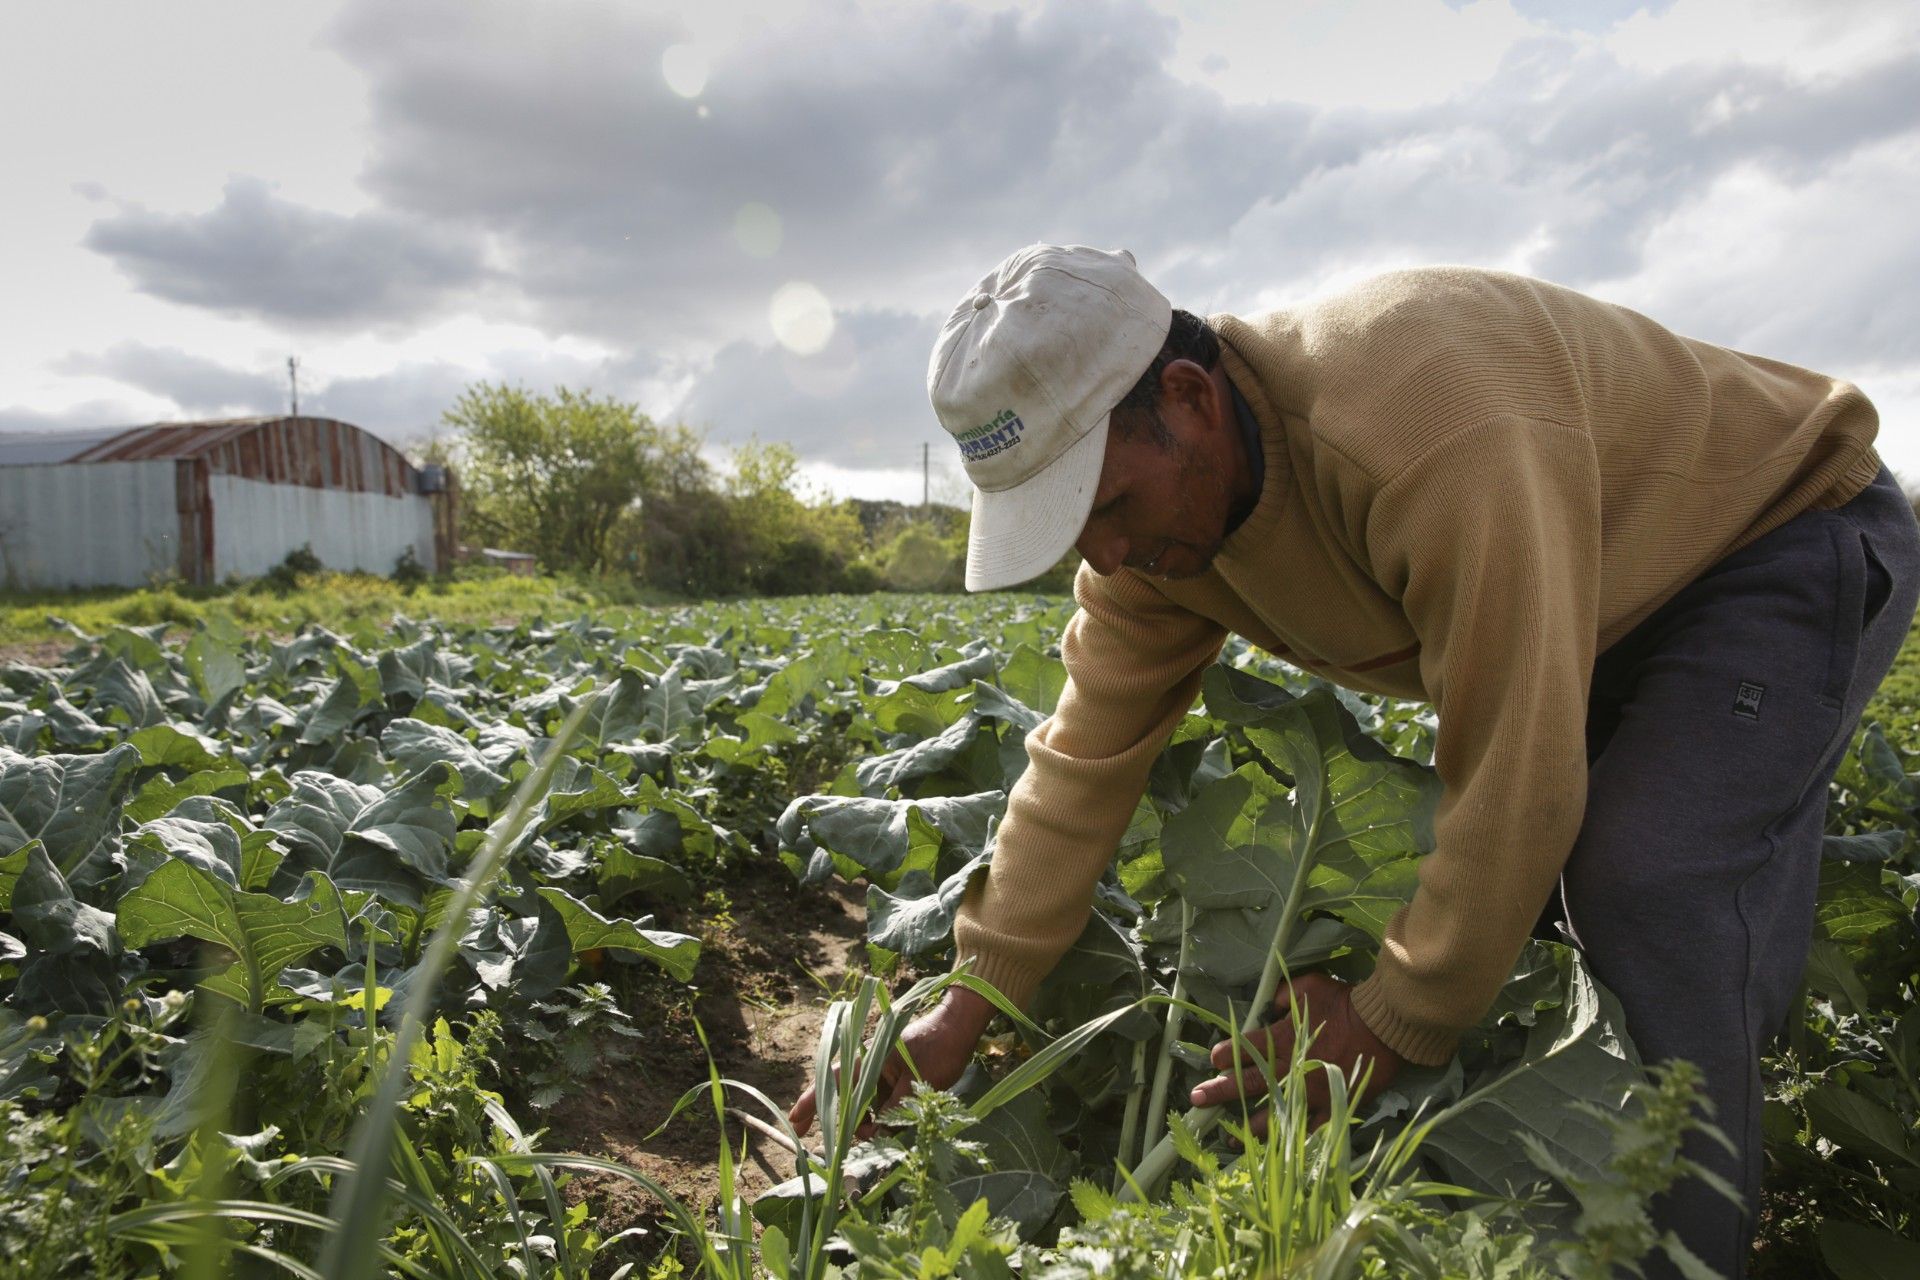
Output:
[1350, 973, 1462, 1067]
[951, 944, 1046, 1014]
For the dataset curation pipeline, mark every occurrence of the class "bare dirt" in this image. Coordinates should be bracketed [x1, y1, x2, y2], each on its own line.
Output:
[539, 872, 870, 1241]
[0, 638, 73, 668]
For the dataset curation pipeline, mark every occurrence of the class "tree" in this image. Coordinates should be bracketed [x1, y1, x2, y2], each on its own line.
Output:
[722, 441, 871, 594]
[444, 384, 664, 574]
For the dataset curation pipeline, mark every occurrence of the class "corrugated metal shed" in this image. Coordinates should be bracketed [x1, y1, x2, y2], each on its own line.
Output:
[0, 416, 447, 591]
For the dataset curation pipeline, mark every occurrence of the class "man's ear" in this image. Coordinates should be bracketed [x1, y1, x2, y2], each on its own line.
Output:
[1161, 358, 1218, 429]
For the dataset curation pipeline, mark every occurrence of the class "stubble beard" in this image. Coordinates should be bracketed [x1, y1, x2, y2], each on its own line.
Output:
[1157, 438, 1231, 578]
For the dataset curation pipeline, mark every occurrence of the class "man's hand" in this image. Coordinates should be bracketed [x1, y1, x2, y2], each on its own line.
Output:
[788, 986, 994, 1141]
[1187, 972, 1405, 1137]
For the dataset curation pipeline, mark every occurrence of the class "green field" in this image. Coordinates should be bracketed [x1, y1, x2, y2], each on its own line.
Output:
[3, 589, 1918, 1277]
[0, 569, 680, 653]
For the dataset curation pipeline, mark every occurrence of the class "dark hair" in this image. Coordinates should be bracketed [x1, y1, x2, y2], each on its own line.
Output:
[1110, 309, 1220, 444]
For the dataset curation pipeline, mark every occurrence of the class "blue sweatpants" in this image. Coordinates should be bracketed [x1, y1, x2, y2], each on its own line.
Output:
[1538, 464, 1920, 1277]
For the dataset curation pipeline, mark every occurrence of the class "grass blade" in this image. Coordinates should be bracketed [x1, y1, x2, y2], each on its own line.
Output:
[317, 700, 593, 1280]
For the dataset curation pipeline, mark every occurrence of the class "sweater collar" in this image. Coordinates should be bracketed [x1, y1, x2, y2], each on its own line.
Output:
[1224, 379, 1265, 535]
[1213, 324, 1293, 560]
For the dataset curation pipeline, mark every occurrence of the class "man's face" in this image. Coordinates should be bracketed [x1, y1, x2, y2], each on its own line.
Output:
[1074, 360, 1241, 581]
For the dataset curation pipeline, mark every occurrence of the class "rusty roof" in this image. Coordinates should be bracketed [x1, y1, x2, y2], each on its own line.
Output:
[0, 416, 401, 465]
[0, 416, 422, 499]
[72, 417, 321, 463]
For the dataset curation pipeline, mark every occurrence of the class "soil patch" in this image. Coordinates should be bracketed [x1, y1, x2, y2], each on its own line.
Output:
[539, 871, 869, 1242]
[0, 638, 74, 668]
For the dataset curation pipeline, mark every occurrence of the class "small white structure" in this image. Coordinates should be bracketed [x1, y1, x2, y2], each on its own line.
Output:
[0, 417, 448, 590]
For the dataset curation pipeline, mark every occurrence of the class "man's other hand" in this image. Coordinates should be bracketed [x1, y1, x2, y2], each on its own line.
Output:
[787, 985, 995, 1141]
[1187, 971, 1406, 1136]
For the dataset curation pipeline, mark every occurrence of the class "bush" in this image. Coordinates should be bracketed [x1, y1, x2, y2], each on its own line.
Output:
[261, 544, 323, 594]
[393, 546, 429, 590]
[874, 522, 962, 591]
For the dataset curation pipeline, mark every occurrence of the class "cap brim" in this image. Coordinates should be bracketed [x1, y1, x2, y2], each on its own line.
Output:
[964, 415, 1108, 591]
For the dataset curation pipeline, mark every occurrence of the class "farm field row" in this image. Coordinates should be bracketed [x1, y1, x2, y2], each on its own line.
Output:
[2, 594, 1917, 1277]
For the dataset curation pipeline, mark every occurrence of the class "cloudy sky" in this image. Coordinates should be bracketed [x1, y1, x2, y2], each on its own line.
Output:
[3, 0, 1917, 502]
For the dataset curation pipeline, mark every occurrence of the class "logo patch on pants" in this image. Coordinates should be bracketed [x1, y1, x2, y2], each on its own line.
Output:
[1733, 681, 1766, 719]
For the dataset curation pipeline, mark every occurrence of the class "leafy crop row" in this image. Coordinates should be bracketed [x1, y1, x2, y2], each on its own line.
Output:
[2, 596, 1917, 1276]
[770, 626, 1920, 1277]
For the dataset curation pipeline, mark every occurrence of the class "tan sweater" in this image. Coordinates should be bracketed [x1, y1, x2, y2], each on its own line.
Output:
[953, 265, 1882, 1066]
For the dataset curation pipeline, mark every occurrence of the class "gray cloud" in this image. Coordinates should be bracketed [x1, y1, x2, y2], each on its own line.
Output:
[310, 348, 663, 446]
[0, 399, 159, 435]
[24, 342, 661, 452]
[53, 343, 282, 416]
[39, 0, 1920, 498]
[83, 175, 491, 329]
[325, 0, 1920, 367]
[326, 0, 1314, 350]
[673, 309, 942, 469]
[1462, 38, 1920, 285]
[1500, 0, 1676, 33]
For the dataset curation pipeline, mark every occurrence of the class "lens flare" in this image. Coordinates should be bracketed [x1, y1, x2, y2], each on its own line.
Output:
[769, 281, 835, 355]
[661, 44, 708, 98]
[734, 202, 782, 257]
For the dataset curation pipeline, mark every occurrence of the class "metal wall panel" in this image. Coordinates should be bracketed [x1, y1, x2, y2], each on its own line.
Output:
[206, 475, 434, 580]
[0, 462, 179, 589]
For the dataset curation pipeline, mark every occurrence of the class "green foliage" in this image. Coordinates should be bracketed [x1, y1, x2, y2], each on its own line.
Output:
[263, 544, 326, 594]
[5, 595, 1920, 1276]
[448, 383, 680, 576]
[508, 982, 647, 1109]
[393, 547, 430, 589]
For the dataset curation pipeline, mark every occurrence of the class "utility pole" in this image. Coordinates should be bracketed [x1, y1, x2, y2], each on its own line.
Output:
[922, 442, 929, 517]
[287, 356, 300, 417]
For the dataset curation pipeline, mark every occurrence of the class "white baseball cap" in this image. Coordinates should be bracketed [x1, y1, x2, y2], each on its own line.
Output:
[927, 243, 1172, 591]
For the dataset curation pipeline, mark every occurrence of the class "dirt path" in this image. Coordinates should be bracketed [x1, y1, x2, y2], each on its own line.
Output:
[542, 875, 870, 1234]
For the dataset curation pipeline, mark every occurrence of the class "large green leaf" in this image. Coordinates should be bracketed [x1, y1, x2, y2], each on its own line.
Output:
[952, 1088, 1072, 1235]
[117, 861, 350, 1011]
[125, 766, 251, 825]
[702, 711, 798, 765]
[128, 724, 231, 771]
[377, 636, 457, 703]
[265, 765, 456, 902]
[84, 658, 169, 728]
[1821, 1222, 1920, 1280]
[11, 842, 118, 959]
[572, 666, 651, 745]
[343, 764, 457, 878]
[1805, 1082, 1919, 1168]
[184, 625, 247, 705]
[640, 668, 697, 743]
[854, 714, 993, 796]
[777, 790, 1003, 888]
[7, 842, 122, 1014]
[532, 887, 701, 982]
[127, 798, 281, 892]
[865, 853, 989, 957]
[1421, 942, 1644, 1201]
[537, 759, 630, 833]
[264, 771, 378, 861]
[864, 651, 996, 737]
[1155, 675, 1436, 991]
[1814, 860, 1919, 1000]
[381, 719, 509, 801]
[617, 778, 734, 865]
[996, 645, 1065, 717]
[298, 662, 381, 744]
[0, 742, 143, 886]
[594, 843, 693, 906]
